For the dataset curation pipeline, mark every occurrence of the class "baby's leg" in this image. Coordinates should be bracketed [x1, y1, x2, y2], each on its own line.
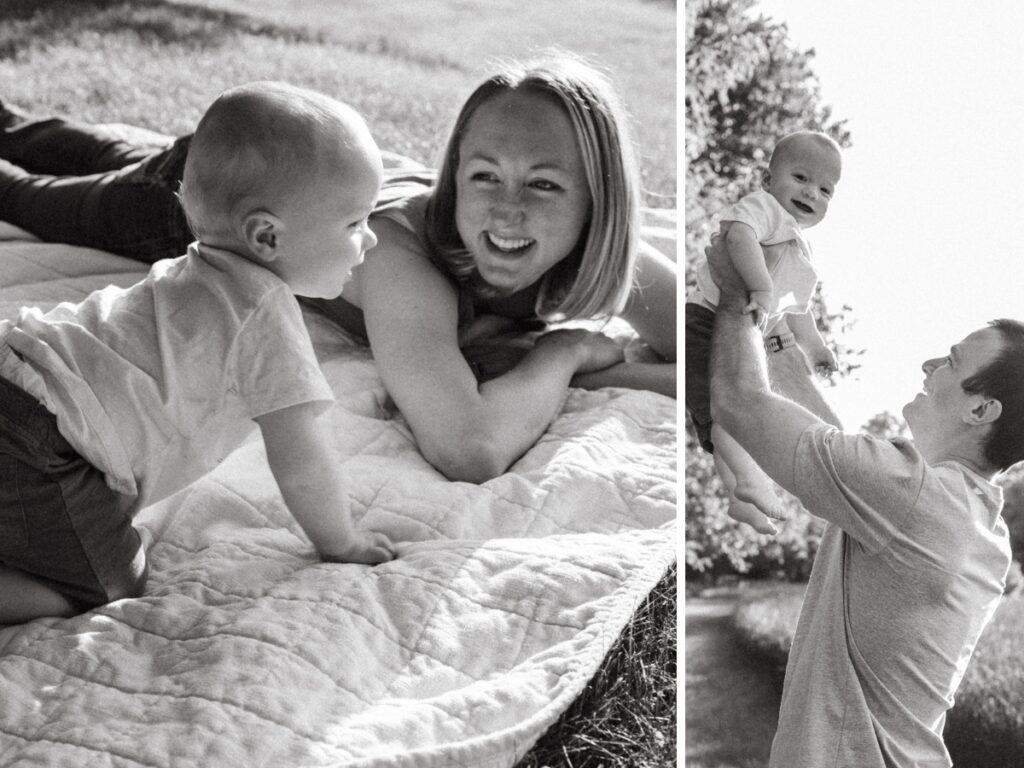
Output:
[712, 424, 788, 533]
[714, 454, 779, 535]
[0, 565, 78, 625]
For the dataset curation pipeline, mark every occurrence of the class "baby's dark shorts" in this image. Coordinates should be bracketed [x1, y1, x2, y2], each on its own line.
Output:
[0, 375, 147, 610]
[685, 303, 715, 453]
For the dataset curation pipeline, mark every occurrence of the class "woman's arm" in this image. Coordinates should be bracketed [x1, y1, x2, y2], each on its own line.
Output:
[571, 361, 676, 398]
[356, 218, 622, 483]
[619, 240, 677, 360]
[256, 401, 395, 564]
[573, 239, 677, 397]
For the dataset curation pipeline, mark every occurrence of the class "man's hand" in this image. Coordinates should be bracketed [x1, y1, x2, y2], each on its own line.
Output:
[804, 344, 838, 376]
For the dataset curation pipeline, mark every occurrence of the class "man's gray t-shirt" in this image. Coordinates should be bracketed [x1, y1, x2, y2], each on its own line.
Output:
[769, 424, 1010, 768]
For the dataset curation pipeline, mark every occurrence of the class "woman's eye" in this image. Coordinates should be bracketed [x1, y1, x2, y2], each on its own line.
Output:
[470, 171, 499, 183]
[529, 179, 560, 191]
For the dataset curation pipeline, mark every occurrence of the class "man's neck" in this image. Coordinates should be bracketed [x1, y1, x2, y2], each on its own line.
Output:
[915, 437, 996, 481]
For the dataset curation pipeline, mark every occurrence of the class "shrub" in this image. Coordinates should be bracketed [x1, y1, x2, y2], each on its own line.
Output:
[731, 583, 804, 684]
[945, 595, 1024, 768]
[731, 586, 1024, 766]
[998, 466, 1024, 564]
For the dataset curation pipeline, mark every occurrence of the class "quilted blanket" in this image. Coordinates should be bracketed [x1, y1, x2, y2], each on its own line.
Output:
[0, 221, 676, 767]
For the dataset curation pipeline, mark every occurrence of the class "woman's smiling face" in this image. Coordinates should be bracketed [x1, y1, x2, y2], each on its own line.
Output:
[454, 90, 592, 294]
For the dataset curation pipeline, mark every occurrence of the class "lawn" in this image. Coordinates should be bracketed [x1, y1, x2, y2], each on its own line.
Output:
[685, 585, 783, 768]
[0, 0, 675, 207]
[0, 1, 677, 765]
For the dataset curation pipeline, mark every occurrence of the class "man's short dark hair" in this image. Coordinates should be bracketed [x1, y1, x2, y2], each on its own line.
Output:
[961, 319, 1024, 472]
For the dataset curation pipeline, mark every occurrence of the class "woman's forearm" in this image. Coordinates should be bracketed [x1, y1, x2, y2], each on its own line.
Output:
[465, 344, 583, 474]
[416, 331, 622, 483]
[571, 360, 676, 398]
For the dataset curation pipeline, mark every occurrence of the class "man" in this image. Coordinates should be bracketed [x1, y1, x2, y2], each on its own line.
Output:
[707, 242, 1024, 767]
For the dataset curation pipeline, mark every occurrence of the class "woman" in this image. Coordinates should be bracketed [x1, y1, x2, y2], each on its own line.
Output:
[0, 54, 676, 482]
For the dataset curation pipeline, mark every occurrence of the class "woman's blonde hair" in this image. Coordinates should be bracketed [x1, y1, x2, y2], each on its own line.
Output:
[426, 52, 641, 321]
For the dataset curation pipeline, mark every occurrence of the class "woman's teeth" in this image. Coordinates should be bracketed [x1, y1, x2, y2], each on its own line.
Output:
[487, 232, 533, 252]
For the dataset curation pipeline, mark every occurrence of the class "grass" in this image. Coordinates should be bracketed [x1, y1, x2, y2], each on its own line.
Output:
[521, 564, 677, 768]
[0, 1, 678, 765]
[731, 582, 804, 681]
[685, 586, 783, 768]
[0, 0, 675, 207]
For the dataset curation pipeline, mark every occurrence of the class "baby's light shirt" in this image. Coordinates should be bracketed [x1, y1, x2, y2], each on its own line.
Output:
[0, 242, 334, 511]
[692, 189, 818, 322]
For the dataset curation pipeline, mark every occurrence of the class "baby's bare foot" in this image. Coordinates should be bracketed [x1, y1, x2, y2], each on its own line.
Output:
[733, 482, 789, 521]
[727, 497, 779, 535]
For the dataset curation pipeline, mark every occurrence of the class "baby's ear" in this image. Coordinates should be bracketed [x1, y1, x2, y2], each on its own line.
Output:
[761, 168, 772, 190]
[243, 210, 282, 262]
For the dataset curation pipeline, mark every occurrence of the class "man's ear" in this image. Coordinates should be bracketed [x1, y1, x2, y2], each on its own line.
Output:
[964, 395, 1003, 426]
[243, 210, 283, 262]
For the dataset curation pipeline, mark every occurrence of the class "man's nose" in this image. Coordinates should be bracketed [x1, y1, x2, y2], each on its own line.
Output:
[922, 357, 940, 375]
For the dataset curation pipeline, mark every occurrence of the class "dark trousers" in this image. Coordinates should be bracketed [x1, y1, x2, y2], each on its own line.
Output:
[0, 105, 193, 263]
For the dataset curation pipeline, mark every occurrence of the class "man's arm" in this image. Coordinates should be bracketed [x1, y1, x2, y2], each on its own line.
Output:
[708, 238, 825, 497]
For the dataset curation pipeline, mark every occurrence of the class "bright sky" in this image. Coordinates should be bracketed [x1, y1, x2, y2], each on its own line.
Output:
[746, 0, 1024, 431]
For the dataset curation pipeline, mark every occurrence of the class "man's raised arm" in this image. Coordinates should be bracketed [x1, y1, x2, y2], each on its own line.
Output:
[708, 239, 827, 496]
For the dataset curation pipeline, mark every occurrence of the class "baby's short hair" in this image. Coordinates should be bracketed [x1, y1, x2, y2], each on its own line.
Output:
[769, 131, 842, 171]
[179, 81, 366, 239]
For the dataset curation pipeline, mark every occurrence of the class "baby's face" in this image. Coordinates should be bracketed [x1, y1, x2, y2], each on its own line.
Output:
[273, 144, 384, 299]
[765, 141, 841, 229]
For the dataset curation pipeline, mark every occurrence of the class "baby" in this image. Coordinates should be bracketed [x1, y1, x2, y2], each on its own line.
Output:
[686, 130, 842, 534]
[0, 82, 394, 624]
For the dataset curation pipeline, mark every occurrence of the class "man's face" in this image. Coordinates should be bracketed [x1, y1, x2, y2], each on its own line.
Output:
[903, 327, 1006, 436]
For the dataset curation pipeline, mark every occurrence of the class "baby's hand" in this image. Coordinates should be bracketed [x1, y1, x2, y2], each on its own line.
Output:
[741, 290, 772, 330]
[321, 531, 396, 566]
[806, 346, 838, 376]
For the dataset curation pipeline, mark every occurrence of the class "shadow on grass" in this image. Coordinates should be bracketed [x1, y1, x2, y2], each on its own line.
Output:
[0, 0, 464, 72]
[685, 589, 781, 768]
[0, 0, 327, 58]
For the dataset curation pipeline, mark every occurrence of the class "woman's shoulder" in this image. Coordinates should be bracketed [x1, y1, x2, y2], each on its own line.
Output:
[372, 172, 435, 236]
[356, 214, 455, 304]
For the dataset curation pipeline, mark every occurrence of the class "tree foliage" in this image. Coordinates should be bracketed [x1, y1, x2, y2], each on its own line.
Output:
[685, 0, 861, 581]
[685, 0, 851, 271]
[685, 0, 860, 375]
